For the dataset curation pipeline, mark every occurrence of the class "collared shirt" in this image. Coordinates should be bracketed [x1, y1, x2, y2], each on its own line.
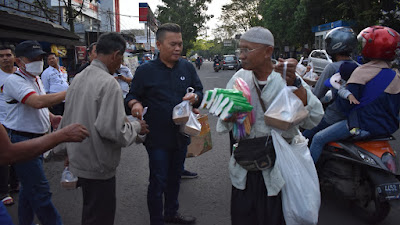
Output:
[113, 65, 133, 98]
[2, 69, 50, 134]
[125, 57, 204, 150]
[0, 68, 12, 123]
[41, 65, 69, 94]
[56, 59, 141, 180]
[217, 69, 324, 196]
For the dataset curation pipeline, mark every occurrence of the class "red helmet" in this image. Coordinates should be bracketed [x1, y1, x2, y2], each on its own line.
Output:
[358, 26, 400, 60]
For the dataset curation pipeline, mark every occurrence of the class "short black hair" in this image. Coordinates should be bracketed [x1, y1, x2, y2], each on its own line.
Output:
[47, 52, 56, 57]
[0, 45, 15, 54]
[156, 23, 181, 42]
[96, 33, 126, 55]
[88, 42, 97, 54]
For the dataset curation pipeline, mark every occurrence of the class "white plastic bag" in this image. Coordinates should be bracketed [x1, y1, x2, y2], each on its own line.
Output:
[264, 62, 308, 130]
[264, 86, 309, 130]
[173, 100, 191, 125]
[271, 130, 320, 225]
[181, 112, 202, 136]
[303, 62, 319, 81]
[173, 87, 195, 125]
[60, 167, 78, 190]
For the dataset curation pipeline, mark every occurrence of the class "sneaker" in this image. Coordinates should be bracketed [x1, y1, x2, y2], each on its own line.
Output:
[181, 170, 198, 179]
[164, 213, 196, 224]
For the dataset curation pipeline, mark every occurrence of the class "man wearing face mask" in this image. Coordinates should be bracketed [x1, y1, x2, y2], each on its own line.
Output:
[2, 40, 66, 225]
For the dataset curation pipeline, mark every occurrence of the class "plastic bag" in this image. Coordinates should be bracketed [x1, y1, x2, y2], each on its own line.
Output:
[181, 111, 202, 136]
[303, 62, 319, 82]
[271, 130, 320, 225]
[264, 85, 309, 130]
[173, 100, 191, 125]
[173, 87, 196, 125]
[60, 167, 78, 190]
[133, 107, 148, 143]
[186, 114, 212, 157]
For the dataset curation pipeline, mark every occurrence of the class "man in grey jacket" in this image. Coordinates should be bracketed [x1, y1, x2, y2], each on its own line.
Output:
[56, 32, 149, 225]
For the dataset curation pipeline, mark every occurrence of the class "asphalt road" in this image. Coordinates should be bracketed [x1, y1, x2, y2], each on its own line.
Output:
[6, 61, 400, 225]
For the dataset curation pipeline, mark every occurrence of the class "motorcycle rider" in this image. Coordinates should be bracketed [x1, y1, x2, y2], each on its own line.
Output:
[309, 25, 400, 162]
[213, 55, 220, 67]
[303, 27, 358, 140]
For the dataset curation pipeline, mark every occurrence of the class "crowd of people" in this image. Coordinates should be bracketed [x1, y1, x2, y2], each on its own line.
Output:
[0, 21, 399, 225]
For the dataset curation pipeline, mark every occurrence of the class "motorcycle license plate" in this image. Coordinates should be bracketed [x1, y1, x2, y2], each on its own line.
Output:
[377, 183, 400, 200]
[229, 66, 234, 68]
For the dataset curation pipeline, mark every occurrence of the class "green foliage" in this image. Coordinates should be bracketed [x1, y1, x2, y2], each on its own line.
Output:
[156, 0, 212, 55]
[188, 38, 237, 59]
[218, 0, 262, 37]
[214, 0, 398, 57]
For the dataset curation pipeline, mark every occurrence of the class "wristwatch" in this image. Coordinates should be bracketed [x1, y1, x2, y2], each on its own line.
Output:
[291, 77, 302, 88]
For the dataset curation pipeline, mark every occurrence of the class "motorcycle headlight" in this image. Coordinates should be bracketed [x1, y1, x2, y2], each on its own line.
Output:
[381, 152, 397, 173]
[358, 150, 377, 165]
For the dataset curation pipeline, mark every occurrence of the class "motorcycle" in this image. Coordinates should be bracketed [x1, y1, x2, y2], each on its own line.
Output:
[214, 62, 222, 72]
[317, 136, 400, 224]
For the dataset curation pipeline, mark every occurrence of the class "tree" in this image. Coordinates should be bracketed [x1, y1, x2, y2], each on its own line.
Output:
[156, 0, 213, 55]
[258, 0, 300, 54]
[218, 0, 262, 37]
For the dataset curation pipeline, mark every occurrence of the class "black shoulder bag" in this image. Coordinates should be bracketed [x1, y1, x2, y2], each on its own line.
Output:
[233, 80, 276, 171]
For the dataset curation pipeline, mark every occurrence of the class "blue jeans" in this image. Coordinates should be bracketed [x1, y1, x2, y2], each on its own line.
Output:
[302, 117, 331, 141]
[0, 202, 13, 225]
[9, 133, 62, 225]
[309, 120, 352, 163]
[146, 146, 187, 225]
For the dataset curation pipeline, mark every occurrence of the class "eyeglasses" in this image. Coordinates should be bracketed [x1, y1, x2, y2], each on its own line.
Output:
[239, 46, 265, 55]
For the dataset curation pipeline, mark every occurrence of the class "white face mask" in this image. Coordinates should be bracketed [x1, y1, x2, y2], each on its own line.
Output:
[21, 59, 44, 76]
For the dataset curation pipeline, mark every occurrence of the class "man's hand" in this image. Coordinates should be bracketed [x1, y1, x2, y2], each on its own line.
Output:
[138, 120, 149, 135]
[274, 58, 298, 86]
[192, 108, 200, 114]
[129, 100, 144, 119]
[50, 114, 62, 130]
[59, 123, 90, 142]
[183, 93, 198, 105]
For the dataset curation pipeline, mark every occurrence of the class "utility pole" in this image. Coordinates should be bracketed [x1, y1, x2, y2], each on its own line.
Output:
[108, 10, 113, 31]
[58, 0, 62, 25]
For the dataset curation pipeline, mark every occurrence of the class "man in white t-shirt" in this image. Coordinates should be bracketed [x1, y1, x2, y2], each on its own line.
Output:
[0, 45, 18, 208]
[2, 40, 66, 225]
[41, 53, 69, 115]
[113, 63, 133, 98]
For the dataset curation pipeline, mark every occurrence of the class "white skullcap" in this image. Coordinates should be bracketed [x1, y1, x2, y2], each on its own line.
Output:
[241, 27, 274, 46]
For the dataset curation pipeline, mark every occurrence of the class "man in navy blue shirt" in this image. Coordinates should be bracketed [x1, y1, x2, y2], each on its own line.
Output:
[125, 23, 203, 225]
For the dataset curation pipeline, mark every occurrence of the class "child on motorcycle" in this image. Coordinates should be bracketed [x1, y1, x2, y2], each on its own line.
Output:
[309, 26, 400, 163]
[303, 27, 358, 141]
[326, 61, 360, 105]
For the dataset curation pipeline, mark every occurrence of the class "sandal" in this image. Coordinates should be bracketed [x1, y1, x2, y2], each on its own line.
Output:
[1, 195, 14, 206]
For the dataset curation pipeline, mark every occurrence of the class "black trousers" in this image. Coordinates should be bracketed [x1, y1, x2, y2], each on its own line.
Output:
[0, 165, 18, 196]
[0, 165, 8, 196]
[79, 176, 116, 225]
[49, 102, 65, 116]
[231, 171, 285, 225]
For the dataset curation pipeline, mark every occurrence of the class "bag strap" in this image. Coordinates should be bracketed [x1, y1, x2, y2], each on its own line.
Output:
[253, 78, 267, 112]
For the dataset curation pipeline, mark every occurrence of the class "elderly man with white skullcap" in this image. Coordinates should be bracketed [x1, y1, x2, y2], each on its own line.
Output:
[216, 27, 324, 225]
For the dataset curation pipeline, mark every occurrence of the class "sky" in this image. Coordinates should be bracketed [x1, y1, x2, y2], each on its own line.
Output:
[119, 0, 230, 39]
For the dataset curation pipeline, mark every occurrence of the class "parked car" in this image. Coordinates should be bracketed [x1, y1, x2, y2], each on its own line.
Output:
[307, 50, 332, 74]
[222, 55, 239, 70]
